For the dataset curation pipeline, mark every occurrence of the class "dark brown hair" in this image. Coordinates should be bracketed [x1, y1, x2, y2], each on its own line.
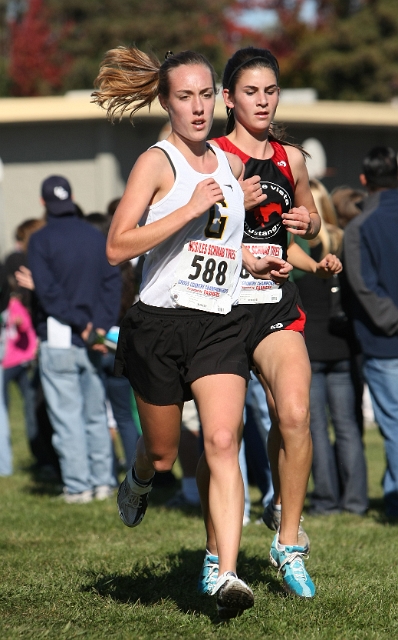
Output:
[362, 146, 398, 191]
[92, 46, 217, 123]
[222, 47, 308, 156]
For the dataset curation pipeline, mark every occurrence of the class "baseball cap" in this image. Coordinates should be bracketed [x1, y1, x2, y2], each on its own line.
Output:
[41, 175, 76, 216]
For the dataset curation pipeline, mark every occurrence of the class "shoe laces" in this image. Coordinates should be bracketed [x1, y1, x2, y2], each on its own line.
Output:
[279, 550, 309, 582]
[203, 558, 218, 583]
[124, 493, 143, 509]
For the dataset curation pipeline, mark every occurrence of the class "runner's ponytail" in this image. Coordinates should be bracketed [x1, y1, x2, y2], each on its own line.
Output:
[92, 46, 161, 122]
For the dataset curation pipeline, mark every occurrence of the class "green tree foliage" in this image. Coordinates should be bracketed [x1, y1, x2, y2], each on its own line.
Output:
[2, 0, 398, 100]
[1, 0, 245, 95]
[45, 0, 240, 91]
[306, 0, 398, 101]
[261, 0, 398, 101]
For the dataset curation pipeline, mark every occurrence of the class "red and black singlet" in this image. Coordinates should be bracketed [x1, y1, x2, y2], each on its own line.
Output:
[213, 137, 295, 260]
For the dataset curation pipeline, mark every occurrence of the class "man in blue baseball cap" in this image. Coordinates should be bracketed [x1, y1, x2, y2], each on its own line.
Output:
[29, 175, 122, 503]
[40, 175, 77, 216]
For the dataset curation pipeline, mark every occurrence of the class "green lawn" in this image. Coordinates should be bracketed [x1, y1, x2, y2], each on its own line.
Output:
[1, 385, 396, 640]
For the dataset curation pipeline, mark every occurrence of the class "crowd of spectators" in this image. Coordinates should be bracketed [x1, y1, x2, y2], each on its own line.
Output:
[0, 145, 397, 520]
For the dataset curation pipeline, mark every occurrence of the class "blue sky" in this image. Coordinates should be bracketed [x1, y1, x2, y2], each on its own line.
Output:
[237, 1, 316, 29]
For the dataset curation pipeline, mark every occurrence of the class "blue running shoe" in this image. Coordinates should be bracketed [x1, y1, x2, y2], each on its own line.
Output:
[269, 534, 315, 598]
[197, 551, 219, 595]
[259, 502, 311, 552]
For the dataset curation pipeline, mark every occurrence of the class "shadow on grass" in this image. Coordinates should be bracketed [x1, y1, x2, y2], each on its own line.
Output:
[81, 549, 282, 620]
[22, 464, 63, 497]
[152, 496, 203, 520]
[368, 497, 398, 525]
[25, 472, 203, 520]
[29, 482, 63, 497]
[368, 497, 385, 517]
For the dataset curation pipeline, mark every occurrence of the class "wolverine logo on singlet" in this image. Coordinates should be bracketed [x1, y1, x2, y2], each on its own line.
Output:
[244, 181, 292, 243]
[254, 201, 283, 227]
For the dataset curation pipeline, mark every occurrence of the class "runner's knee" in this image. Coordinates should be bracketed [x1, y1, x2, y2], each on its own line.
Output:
[204, 427, 239, 459]
[149, 448, 179, 473]
[278, 400, 310, 435]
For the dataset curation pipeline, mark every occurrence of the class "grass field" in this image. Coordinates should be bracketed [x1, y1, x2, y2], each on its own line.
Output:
[1, 385, 397, 640]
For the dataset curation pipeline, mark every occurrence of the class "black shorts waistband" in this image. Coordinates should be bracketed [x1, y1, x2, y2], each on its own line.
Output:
[136, 300, 240, 318]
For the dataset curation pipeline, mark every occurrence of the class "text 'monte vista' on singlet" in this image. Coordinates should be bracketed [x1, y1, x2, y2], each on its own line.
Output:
[213, 137, 295, 304]
[139, 140, 245, 314]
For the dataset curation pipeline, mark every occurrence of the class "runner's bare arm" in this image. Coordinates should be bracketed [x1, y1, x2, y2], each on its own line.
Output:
[107, 149, 224, 265]
[282, 146, 321, 240]
[242, 245, 293, 284]
[287, 240, 342, 277]
[287, 239, 318, 272]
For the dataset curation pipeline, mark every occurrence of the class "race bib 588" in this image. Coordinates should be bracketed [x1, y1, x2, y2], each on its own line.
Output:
[171, 240, 239, 314]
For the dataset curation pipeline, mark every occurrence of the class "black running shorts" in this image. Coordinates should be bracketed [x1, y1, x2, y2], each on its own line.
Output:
[115, 301, 253, 405]
[242, 280, 306, 357]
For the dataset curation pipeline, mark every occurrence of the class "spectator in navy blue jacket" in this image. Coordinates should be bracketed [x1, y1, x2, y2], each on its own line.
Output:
[28, 175, 122, 503]
[343, 147, 398, 518]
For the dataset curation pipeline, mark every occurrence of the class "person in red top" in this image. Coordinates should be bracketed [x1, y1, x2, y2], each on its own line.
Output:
[212, 47, 341, 598]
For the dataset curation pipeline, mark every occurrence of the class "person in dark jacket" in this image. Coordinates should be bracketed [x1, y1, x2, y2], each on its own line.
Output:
[296, 179, 368, 516]
[28, 175, 122, 503]
[343, 147, 398, 518]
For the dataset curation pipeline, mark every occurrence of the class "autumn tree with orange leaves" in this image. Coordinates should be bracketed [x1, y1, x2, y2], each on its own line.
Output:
[7, 0, 70, 96]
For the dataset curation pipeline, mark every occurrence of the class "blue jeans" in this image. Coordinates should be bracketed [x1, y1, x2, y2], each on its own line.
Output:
[239, 439, 250, 519]
[363, 356, 398, 517]
[245, 377, 274, 507]
[310, 360, 368, 515]
[3, 363, 38, 457]
[101, 352, 139, 480]
[240, 377, 274, 517]
[0, 363, 12, 476]
[39, 342, 113, 494]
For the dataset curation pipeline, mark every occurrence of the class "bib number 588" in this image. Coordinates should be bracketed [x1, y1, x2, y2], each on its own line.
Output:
[188, 255, 228, 286]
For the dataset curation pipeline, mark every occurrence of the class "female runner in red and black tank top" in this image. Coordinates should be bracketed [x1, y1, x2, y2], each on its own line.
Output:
[211, 47, 342, 599]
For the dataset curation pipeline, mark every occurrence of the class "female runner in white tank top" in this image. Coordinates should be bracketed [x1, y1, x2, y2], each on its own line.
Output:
[212, 47, 342, 599]
[92, 47, 281, 618]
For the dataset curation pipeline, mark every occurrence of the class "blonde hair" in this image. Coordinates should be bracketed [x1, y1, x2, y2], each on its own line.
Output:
[309, 178, 343, 258]
[92, 46, 217, 123]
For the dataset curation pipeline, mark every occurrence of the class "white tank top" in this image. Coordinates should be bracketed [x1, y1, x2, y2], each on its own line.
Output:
[139, 140, 244, 314]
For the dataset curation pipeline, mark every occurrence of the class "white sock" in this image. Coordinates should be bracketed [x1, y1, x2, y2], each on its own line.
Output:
[182, 477, 200, 504]
[273, 502, 281, 511]
[276, 540, 286, 551]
